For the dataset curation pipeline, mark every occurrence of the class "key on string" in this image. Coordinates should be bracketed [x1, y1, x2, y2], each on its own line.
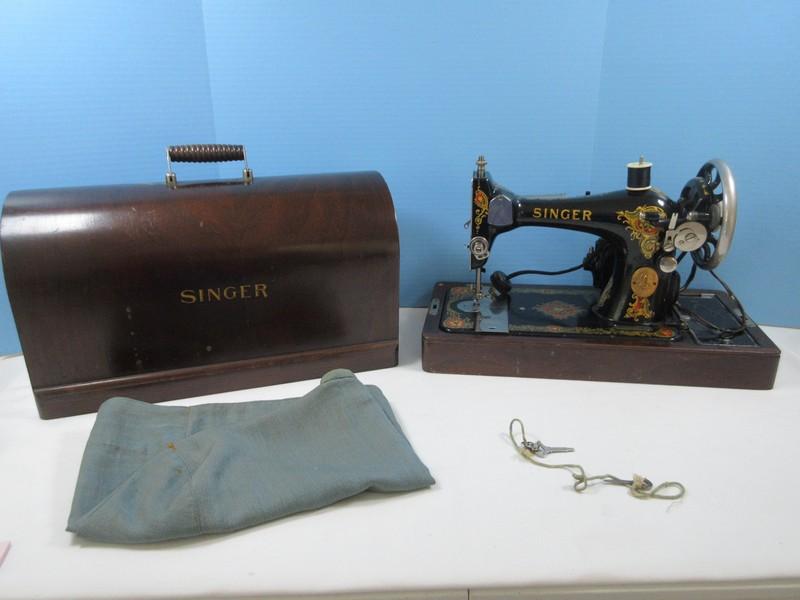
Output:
[523, 440, 575, 457]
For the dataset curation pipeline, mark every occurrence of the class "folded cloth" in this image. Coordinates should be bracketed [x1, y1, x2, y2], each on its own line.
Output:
[67, 369, 434, 543]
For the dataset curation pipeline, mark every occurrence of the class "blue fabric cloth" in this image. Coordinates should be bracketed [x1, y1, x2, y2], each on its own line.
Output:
[67, 369, 434, 543]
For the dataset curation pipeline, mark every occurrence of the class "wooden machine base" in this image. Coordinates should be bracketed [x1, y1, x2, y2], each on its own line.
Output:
[421, 282, 780, 390]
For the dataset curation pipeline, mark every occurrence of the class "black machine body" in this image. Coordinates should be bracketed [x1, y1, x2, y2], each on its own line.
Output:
[467, 156, 737, 327]
[420, 155, 780, 391]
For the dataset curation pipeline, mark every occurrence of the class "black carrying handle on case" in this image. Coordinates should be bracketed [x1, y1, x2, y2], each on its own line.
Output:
[165, 144, 252, 188]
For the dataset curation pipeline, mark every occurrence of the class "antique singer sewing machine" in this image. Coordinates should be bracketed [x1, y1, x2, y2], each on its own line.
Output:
[421, 156, 780, 389]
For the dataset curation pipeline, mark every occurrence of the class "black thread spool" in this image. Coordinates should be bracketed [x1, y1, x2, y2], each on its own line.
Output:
[626, 157, 652, 192]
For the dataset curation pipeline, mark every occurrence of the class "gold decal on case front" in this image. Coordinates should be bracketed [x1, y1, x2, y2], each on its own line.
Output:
[180, 283, 268, 304]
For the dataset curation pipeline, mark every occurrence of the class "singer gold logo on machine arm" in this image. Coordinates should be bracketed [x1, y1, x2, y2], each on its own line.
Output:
[180, 283, 269, 304]
[531, 207, 592, 221]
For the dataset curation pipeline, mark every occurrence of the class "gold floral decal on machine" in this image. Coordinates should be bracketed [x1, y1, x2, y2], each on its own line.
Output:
[533, 300, 583, 320]
[473, 189, 489, 228]
[625, 294, 653, 321]
[616, 205, 667, 259]
[624, 266, 659, 321]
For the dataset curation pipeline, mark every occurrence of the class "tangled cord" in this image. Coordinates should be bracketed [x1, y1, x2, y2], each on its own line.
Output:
[676, 246, 752, 339]
[509, 419, 685, 500]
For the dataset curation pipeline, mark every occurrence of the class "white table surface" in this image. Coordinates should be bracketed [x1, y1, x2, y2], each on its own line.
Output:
[1, 309, 799, 600]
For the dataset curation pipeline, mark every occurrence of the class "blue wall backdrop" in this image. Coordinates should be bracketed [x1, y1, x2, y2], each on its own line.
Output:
[591, 0, 800, 327]
[0, 0, 220, 354]
[0, 0, 798, 353]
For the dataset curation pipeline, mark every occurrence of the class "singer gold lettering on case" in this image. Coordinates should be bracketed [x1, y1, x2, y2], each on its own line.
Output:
[180, 283, 269, 304]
